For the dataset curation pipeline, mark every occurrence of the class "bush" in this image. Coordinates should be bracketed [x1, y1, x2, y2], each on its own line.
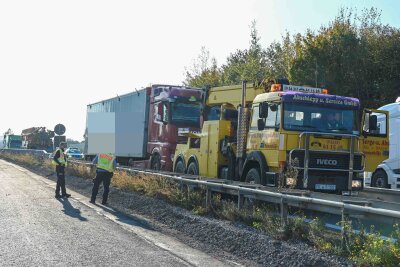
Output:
[348, 224, 400, 266]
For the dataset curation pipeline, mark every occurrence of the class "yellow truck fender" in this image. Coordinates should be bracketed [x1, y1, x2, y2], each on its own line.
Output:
[242, 151, 269, 184]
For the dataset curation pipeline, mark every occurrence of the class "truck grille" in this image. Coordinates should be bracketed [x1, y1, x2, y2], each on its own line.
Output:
[290, 150, 363, 171]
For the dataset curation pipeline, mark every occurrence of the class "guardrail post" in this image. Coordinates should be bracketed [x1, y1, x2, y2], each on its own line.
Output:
[347, 136, 355, 191]
[206, 188, 212, 208]
[179, 180, 184, 191]
[341, 207, 350, 252]
[280, 197, 288, 226]
[303, 133, 310, 189]
[237, 191, 244, 209]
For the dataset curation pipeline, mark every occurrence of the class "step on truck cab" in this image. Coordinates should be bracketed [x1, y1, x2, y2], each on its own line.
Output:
[174, 80, 389, 194]
[84, 84, 202, 170]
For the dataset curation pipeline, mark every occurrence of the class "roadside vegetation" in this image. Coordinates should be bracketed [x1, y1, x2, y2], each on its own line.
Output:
[1, 152, 399, 266]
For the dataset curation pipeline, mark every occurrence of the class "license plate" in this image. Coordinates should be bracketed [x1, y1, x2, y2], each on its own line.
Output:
[315, 184, 336, 190]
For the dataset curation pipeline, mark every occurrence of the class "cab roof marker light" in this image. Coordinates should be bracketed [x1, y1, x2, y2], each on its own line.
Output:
[322, 89, 329, 94]
[271, 84, 282, 92]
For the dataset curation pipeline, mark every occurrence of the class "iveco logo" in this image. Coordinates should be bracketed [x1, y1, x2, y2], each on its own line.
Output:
[316, 159, 338, 166]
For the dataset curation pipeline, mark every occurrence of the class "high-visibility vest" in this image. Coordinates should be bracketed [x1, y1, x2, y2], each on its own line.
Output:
[96, 153, 115, 172]
[52, 149, 68, 166]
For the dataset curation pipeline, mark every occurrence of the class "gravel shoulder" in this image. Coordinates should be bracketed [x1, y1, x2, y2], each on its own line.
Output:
[7, 159, 351, 267]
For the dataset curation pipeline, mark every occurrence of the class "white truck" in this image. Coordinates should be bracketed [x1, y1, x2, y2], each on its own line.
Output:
[365, 97, 400, 189]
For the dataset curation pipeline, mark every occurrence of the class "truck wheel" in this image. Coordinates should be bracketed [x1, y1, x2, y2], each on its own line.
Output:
[174, 160, 185, 174]
[151, 154, 161, 171]
[187, 162, 199, 175]
[245, 168, 261, 184]
[371, 170, 388, 188]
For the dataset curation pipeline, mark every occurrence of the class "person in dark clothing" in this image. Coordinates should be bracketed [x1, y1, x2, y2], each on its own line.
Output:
[90, 153, 117, 205]
[326, 112, 343, 130]
[53, 142, 71, 198]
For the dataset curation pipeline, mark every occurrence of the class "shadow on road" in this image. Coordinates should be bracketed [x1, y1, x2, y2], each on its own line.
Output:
[58, 198, 88, 221]
[94, 203, 154, 230]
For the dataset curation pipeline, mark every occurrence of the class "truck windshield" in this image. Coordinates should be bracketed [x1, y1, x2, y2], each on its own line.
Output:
[171, 102, 201, 127]
[10, 140, 22, 148]
[283, 103, 359, 134]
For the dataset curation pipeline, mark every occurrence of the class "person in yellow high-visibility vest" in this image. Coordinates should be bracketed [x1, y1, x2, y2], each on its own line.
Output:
[90, 153, 117, 205]
[53, 142, 71, 198]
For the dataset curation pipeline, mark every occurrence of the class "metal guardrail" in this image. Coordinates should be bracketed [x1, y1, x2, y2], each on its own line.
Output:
[1, 148, 400, 226]
[61, 159, 400, 226]
[361, 187, 400, 203]
[0, 148, 51, 157]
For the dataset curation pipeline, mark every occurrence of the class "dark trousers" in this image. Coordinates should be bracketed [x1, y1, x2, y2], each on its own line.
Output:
[55, 165, 67, 196]
[91, 171, 113, 203]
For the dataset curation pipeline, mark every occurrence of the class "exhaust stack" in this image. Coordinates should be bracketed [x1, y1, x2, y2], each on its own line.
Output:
[236, 80, 250, 160]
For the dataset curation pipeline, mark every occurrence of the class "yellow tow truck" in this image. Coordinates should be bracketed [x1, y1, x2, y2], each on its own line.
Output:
[173, 80, 389, 193]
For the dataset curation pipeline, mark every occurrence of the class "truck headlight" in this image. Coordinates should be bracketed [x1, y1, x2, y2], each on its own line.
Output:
[352, 180, 362, 188]
[393, 169, 400, 175]
[286, 177, 296, 186]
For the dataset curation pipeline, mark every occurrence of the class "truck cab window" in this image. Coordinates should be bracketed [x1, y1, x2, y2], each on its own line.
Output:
[163, 103, 169, 123]
[265, 104, 279, 128]
[285, 111, 304, 126]
[283, 103, 358, 133]
[155, 102, 169, 123]
[207, 106, 221, 121]
[250, 105, 260, 130]
[250, 104, 280, 130]
[190, 137, 201, 149]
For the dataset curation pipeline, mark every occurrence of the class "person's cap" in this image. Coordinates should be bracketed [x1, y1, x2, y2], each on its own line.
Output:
[60, 142, 67, 146]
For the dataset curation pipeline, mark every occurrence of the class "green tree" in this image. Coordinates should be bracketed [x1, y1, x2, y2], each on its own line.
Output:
[183, 46, 222, 88]
[184, 8, 400, 109]
[278, 7, 400, 108]
[221, 21, 268, 84]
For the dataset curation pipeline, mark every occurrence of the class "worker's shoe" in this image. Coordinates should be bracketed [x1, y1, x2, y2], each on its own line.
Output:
[89, 200, 95, 204]
[61, 193, 71, 198]
[55, 195, 62, 199]
[101, 201, 108, 205]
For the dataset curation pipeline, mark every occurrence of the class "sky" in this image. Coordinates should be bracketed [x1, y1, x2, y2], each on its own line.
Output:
[1, 0, 399, 141]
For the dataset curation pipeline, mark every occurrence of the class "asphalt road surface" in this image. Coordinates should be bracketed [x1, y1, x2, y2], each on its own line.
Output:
[0, 160, 231, 267]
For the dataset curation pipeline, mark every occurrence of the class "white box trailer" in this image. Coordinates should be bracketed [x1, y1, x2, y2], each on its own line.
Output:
[85, 89, 149, 158]
[84, 84, 203, 169]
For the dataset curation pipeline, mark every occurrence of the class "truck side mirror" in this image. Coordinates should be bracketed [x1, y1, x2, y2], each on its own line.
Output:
[369, 114, 378, 131]
[259, 102, 269, 118]
[257, 118, 265, 131]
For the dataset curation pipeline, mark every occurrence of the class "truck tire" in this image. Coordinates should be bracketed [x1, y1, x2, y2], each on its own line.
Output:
[174, 160, 185, 174]
[245, 168, 261, 184]
[187, 162, 199, 175]
[371, 169, 389, 188]
[151, 154, 161, 171]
